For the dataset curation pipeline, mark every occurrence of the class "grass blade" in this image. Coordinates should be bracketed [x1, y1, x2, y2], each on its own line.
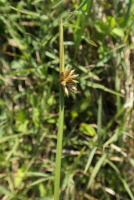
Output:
[84, 147, 97, 173]
[120, 178, 134, 200]
[87, 154, 107, 189]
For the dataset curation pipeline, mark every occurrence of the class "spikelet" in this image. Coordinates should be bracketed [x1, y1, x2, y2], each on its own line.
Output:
[60, 66, 79, 97]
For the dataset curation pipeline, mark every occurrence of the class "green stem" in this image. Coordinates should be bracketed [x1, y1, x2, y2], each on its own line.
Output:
[54, 19, 64, 200]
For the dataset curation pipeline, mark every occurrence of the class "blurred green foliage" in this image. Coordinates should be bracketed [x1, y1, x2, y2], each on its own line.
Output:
[0, 0, 134, 199]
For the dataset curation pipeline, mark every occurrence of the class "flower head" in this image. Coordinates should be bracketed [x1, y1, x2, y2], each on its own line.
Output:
[60, 66, 79, 97]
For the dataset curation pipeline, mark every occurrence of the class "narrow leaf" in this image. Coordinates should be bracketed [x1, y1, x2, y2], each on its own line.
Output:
[84, 147, 97, 173]
[87, 154, 107, 188]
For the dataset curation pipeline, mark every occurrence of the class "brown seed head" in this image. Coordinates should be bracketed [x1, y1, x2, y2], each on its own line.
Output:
[60, 66, 79, 96]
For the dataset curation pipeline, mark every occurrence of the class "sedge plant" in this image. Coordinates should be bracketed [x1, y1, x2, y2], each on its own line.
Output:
[54, 19, 79, 200]
[54, 19, 65, 200]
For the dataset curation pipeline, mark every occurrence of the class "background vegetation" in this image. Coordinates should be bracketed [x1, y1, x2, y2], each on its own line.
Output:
[0, 0, 134, 199]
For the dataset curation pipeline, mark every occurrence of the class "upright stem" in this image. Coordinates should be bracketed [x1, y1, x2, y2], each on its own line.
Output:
[59, 19, 64, 72]
[54, 19, 64, 200]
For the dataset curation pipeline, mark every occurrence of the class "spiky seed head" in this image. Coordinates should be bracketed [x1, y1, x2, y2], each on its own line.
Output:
[60, 66, 79, 96]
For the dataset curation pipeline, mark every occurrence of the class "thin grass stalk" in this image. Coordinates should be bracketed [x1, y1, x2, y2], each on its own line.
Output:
[54, 19, 64, 200]
[97, 93, 102, 147]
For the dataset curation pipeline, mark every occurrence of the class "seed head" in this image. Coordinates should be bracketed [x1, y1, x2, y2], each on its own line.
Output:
[60, 66, 79, 97]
